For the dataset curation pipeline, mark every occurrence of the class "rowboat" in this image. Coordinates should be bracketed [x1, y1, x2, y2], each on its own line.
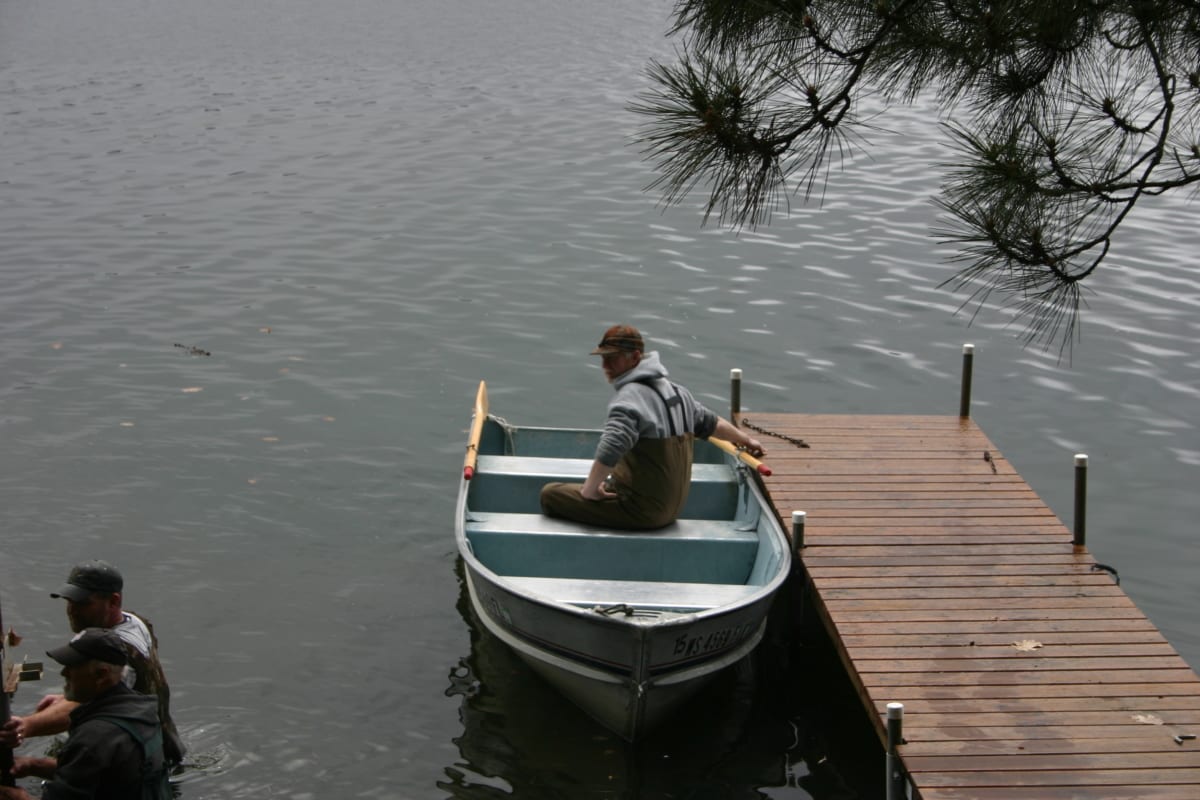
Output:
[454, 381, 793, 740]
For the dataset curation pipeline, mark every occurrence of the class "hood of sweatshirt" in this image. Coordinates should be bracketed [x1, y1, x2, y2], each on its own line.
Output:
[613, 350, 669, 389]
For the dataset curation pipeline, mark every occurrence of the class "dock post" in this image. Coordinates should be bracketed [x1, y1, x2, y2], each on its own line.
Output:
[730, 368, 742, 424]
[791, 510, 808, 624]
[959, 344, 974, 418]
[1074, 454, 1088, 546]
[791, 510, 806, 554]
[886, 702, 905, 800]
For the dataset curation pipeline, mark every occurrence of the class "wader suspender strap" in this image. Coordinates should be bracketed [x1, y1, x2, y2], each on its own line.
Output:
[93, 716, 161, 755]
[637, 380, 684, 437]
[92, 715, 169, 800]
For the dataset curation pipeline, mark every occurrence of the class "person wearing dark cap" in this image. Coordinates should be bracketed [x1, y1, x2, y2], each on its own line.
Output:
[540, 324, 764, 529]
[0, 562, 184, 766]
[0, 628, 170, 800]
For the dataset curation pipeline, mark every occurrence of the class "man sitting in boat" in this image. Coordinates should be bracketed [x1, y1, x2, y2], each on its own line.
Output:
[540, 324, 764, 529]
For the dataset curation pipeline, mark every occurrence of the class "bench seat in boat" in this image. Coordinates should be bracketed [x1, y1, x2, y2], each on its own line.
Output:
[500, 576, 761, 612]
[466, 455, 738, 517]
[464, 511, 757, 584]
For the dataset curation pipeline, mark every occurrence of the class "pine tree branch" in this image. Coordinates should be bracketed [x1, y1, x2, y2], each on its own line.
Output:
[634, 0, 1200, 353]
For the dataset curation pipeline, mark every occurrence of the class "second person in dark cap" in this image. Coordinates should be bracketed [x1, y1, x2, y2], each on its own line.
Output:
[0, 561, 184, 766]
[48, 561, 124, 603]
[0, 628, 170, 800]
[540, 324, 764, 529]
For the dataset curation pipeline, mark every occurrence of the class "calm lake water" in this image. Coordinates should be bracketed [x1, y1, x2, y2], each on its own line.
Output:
[2, 1, 1197, 797]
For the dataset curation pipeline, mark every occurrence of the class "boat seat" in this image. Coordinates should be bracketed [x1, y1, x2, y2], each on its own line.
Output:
[473, 454, 733, 482]
[467, 455, 738, 517]
[464, 511, 758, 584]
[501, 576, 761, 612]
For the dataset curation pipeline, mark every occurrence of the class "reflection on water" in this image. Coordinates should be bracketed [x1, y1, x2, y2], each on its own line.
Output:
[442, 562, 865, 800]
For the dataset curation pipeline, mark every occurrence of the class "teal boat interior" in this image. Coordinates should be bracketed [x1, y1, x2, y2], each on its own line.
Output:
[462, 417, 786, 611]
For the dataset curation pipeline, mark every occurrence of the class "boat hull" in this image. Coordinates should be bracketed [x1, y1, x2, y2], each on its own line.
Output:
[463, 565, 773, 739]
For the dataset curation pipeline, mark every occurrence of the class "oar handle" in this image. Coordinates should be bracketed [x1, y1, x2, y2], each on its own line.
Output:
[709, 436, 772, 476]
[463, 380, 489, 480]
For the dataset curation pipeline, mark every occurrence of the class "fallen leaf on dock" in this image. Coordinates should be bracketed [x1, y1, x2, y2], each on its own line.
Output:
[6, 627, 21, 647]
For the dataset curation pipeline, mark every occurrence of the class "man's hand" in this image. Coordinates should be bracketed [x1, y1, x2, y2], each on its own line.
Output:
[580, 481, 616, 501]
[0, 718, 23, 749]
[580, 461, 618, 501]
[713, 418, 765, 458]
[10, 756, 56, 780]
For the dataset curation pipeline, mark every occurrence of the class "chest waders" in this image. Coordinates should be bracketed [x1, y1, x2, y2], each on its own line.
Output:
[607, 433, 693, 528]
[539, 380, 694, 530]
[91, 716, 172, 800]
[127, 612, 186, 765]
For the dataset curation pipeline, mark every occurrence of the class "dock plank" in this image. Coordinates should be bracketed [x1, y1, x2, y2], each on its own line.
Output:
[912, 768, 1200, 787]
[865, 682, 1200, 702]
[906, 751, 1200, 771]
[919, 788, 1197, 800]
[902, 736, 1200, 755]
[751, 413, 1200, 800]
[876, 695, 1200, 714]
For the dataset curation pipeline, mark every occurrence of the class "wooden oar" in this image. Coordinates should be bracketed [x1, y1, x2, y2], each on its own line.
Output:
[709, 436, 772, 476]
[462, 380, 489, 481]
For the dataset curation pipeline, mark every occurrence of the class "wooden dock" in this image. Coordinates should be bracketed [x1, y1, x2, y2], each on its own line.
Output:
[744, 412, 1200, 800]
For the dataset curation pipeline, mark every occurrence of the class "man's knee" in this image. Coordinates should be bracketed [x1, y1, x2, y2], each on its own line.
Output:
[539, 482, 575, 517]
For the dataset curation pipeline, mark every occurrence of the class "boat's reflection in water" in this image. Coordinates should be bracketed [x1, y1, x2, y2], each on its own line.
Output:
[441, 561, 861, 799]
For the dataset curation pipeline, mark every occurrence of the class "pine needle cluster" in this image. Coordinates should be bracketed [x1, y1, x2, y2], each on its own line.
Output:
[631, 0, 1200, 353]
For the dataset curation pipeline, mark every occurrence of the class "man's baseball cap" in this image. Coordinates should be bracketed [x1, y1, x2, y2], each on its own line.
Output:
[50, 560, 124, 603]
[46, 627, 129, 667]
[590, 325, 644, 356]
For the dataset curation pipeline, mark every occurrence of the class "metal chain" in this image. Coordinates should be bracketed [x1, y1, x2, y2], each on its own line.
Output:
[740, 418, 810, 449]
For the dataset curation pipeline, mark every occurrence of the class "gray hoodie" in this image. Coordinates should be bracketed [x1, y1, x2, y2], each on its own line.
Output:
[594, 350, 717, 467]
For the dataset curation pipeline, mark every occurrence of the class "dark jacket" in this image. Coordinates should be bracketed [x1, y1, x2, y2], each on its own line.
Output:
[44, 683, 166, 800]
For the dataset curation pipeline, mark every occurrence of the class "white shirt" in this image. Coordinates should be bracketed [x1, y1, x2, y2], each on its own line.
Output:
[112, 611, 152, 688]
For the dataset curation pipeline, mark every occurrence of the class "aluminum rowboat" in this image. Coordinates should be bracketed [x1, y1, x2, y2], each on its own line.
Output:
[455, 381, 792, 740]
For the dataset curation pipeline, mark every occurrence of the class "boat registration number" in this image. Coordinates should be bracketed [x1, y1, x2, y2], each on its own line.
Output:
[673, 622, 754, 657]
